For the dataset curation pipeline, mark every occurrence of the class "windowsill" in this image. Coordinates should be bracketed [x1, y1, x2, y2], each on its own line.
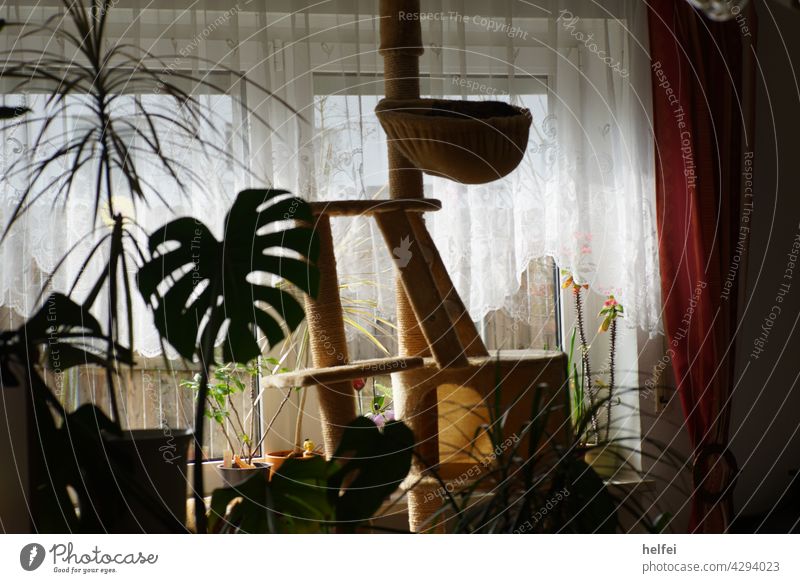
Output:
[604, 470, 656, 492]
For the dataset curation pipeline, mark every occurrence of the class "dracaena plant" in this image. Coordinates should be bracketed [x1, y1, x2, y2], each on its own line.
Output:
[0, 0, 287, 422]
[137, 188, 320, 533]
[0, 0, 274, 222]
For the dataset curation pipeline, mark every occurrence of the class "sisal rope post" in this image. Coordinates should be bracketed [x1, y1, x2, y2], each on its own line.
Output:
[379, 0, 428, 357]
[303, 215, 356, 456]
[379, 0, 441, 531]
[381, 1, 429, 356]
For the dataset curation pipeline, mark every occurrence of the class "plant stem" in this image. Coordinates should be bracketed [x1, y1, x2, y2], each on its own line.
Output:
[250, 387, 293, 456]
[207, 397, 238, 457]
[102, 148, 121, 425]
[193, 282, 220, 534]
[194, 367, 210, 532]
[292, 387, 307, 453]
[227, 379, 249, 453]
[574, 288, 598, 440]
[248, 361, 259, 463]
[606, 318, 617, 443]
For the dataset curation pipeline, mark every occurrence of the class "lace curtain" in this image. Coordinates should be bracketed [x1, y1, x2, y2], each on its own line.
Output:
[0, 0, 660, 357]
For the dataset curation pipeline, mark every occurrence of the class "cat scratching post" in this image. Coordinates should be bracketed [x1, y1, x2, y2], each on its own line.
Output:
[379, 0, 439, 531]
[265, 0, 564, 534]
[303, 216, 357, 455]
[380, 0, 480, 532]
[379, 0, 428, 360]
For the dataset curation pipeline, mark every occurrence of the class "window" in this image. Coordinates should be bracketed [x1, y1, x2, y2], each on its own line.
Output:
[312, 73, 560, 361]
[1, 1, 653, 465]
[0, 72, 257, 461]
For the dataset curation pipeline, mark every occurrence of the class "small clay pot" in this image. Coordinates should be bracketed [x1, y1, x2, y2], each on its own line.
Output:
[217, 461, 271, 488]
[263, 450, 320, 477]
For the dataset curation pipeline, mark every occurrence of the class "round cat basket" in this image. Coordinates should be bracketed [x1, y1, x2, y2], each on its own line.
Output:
[375, 98, 532, 185]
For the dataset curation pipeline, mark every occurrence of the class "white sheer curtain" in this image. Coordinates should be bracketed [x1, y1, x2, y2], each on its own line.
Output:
[0, 0, 660, 358]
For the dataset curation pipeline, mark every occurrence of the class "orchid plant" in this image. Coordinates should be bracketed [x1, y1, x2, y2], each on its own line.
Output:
[561, 272, 627, 445]
[598, 295, 624, 441]
[562, 270, 598, 442]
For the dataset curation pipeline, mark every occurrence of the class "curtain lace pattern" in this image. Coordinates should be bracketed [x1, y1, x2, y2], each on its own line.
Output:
[0, 0, 661, 357]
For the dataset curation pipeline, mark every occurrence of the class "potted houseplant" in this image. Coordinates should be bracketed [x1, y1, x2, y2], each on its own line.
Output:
[181, 362, 272, 487]
[0, 292, 194, 533]
[419, 374, 677, 533]
[584, 294, 627, 477]
[562, 272, 630, 478]
[207, 416, 415, 533]
[562, 271, 600, 452]
[137, 188, 321, 532]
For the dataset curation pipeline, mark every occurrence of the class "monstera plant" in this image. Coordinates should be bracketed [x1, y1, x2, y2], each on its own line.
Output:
[137, 188, 320, 532]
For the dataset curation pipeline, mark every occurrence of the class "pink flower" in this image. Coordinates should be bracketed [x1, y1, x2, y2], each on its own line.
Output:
[369, 410, 395, 428]
[352, 378, 366, 391]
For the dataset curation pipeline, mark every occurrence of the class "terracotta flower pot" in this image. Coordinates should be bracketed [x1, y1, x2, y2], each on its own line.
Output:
[263, 450, 320, 478]
[217, 462, 271, 488]
[375, 98, 531, 184]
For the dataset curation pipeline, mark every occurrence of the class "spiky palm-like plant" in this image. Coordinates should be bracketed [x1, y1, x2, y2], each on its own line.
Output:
[0, 0, 287, 420]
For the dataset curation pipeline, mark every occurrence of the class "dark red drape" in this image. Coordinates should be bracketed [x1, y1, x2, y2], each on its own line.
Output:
[647, 1, 757, 532]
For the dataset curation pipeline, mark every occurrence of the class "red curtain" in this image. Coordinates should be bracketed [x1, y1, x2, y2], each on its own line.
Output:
[647, 1, 757, 532]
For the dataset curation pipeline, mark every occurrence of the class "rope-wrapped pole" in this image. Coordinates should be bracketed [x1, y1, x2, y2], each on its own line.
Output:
[379, 0, 442, 531]
[380, 0, 427, 357]
[304, 215, 356, 456]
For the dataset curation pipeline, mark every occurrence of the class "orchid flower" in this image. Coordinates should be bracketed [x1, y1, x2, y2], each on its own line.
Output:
[598, 295, 624, 333]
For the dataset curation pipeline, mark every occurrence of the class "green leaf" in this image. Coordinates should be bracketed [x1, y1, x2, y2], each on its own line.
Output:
[0, 294, 132, 387]
[206, 417, 414, 533]
[329, 417, 414, 526]
[559, 457, 617, 533]
[138, 190, 319, 365]
[0, 106, 29, 120]
[651, 512, 672, 533]
[209, 456, 334, 533]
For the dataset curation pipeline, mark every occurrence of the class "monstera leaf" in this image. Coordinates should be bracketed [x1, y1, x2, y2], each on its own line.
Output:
[209, 455, 335, 534]
[329, 417, 414, 525]
[137, 189, 319, 364]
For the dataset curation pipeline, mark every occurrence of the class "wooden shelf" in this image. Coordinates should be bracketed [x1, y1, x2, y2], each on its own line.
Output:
[309, 198, 441, 216]
[260, 356, 426, 389]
